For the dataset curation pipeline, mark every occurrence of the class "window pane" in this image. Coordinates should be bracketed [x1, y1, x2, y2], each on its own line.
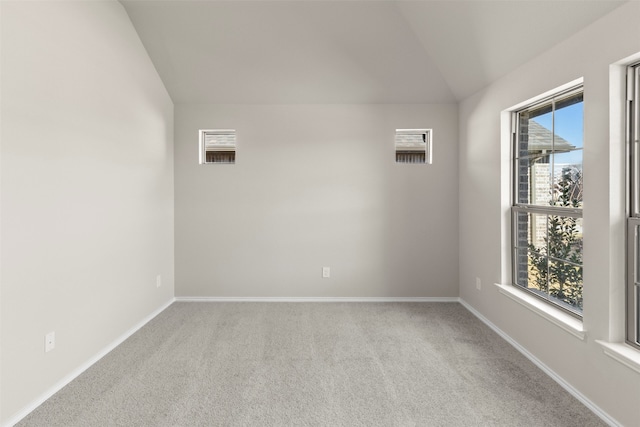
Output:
[516, 91, 583, 210]
[516, 156, 552, 206]
[551, 152, 583, 208]
[636, 288, 640, 344]
[515, 158, 531, 205]
[514, 211, 548, 252]
[513, 209, 583, 313]
[514, 247, 531, 288]
[517, 109, 553, 159]
[395, 129, 430, 164]
[520, 115, 554, 157]
[514, 247, 550, 295]
[554, 92, 584, 152]
[200, 129, 237, 165]
[635, 224, 640, 282]
[547, 216, 583, 264]
[528, 250, 549, 295]
[514, 211, 529, 248]
[527, 102, 553, 122]
[629, 221, 640, 346]
[548, 258, 583, 311]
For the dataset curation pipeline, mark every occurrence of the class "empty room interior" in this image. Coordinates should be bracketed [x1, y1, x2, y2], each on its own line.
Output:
[2, 0, 640, 426]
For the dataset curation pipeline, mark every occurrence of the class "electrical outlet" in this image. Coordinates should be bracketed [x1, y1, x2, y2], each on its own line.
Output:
[156, 274, 162, 288]
[322, 267, 330, 278]
[45, 331, 55, 353]
[476, 277, 481, 290]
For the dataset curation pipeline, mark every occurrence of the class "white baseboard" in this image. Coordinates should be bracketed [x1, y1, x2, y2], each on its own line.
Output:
[459, 299, 621, 427]
[3, 298, 175, 427]
[175, 296, 461, 303]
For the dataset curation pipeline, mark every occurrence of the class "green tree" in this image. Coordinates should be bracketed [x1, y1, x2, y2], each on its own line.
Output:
[529, 166, 583, 310]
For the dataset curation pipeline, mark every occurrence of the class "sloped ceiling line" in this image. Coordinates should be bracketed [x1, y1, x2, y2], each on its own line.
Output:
[120, 0, 625, 104]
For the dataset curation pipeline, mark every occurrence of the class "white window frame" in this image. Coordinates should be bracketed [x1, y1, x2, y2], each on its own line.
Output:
[627, 63, 640, 349]
[511, 85, 584, 318]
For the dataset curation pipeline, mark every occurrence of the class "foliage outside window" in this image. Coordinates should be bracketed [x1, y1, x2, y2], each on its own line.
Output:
[512, 87, 584, 316]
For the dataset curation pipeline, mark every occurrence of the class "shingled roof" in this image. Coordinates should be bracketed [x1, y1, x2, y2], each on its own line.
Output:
[527, 120, 576, 152]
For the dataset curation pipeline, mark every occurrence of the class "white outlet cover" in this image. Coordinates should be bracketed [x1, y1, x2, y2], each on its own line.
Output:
[322, 267, 330, 278]
[45, 331, 55, 353]
[156, 274, 162, 288]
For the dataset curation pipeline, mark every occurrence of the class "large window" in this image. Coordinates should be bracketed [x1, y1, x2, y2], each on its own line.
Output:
[627, 63, 640, 349]
[512, 87, 584, 317]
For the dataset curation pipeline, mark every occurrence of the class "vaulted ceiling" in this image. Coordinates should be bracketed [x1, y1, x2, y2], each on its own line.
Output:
[121, 0, 625, 104]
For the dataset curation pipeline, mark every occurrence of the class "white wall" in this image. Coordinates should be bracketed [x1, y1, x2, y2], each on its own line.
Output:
[175, 104, 458, 298]
[0, 1, 174, 423]
[458, 2, 640, 426]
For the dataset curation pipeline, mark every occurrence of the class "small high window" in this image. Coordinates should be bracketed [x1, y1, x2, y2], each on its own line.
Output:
[395, 129, 432, 164]
[199, 129, 236, 164]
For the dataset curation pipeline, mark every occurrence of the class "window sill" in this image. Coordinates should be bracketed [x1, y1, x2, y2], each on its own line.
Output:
[595, 340, 640, 374]
[495, 283, 586, 340]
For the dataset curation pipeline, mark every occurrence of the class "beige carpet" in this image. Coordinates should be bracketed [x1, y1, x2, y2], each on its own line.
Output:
[18, 302, 605, 426]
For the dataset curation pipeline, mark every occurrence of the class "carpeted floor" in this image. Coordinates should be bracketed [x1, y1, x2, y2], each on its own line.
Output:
[18, 302, 606, 426]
